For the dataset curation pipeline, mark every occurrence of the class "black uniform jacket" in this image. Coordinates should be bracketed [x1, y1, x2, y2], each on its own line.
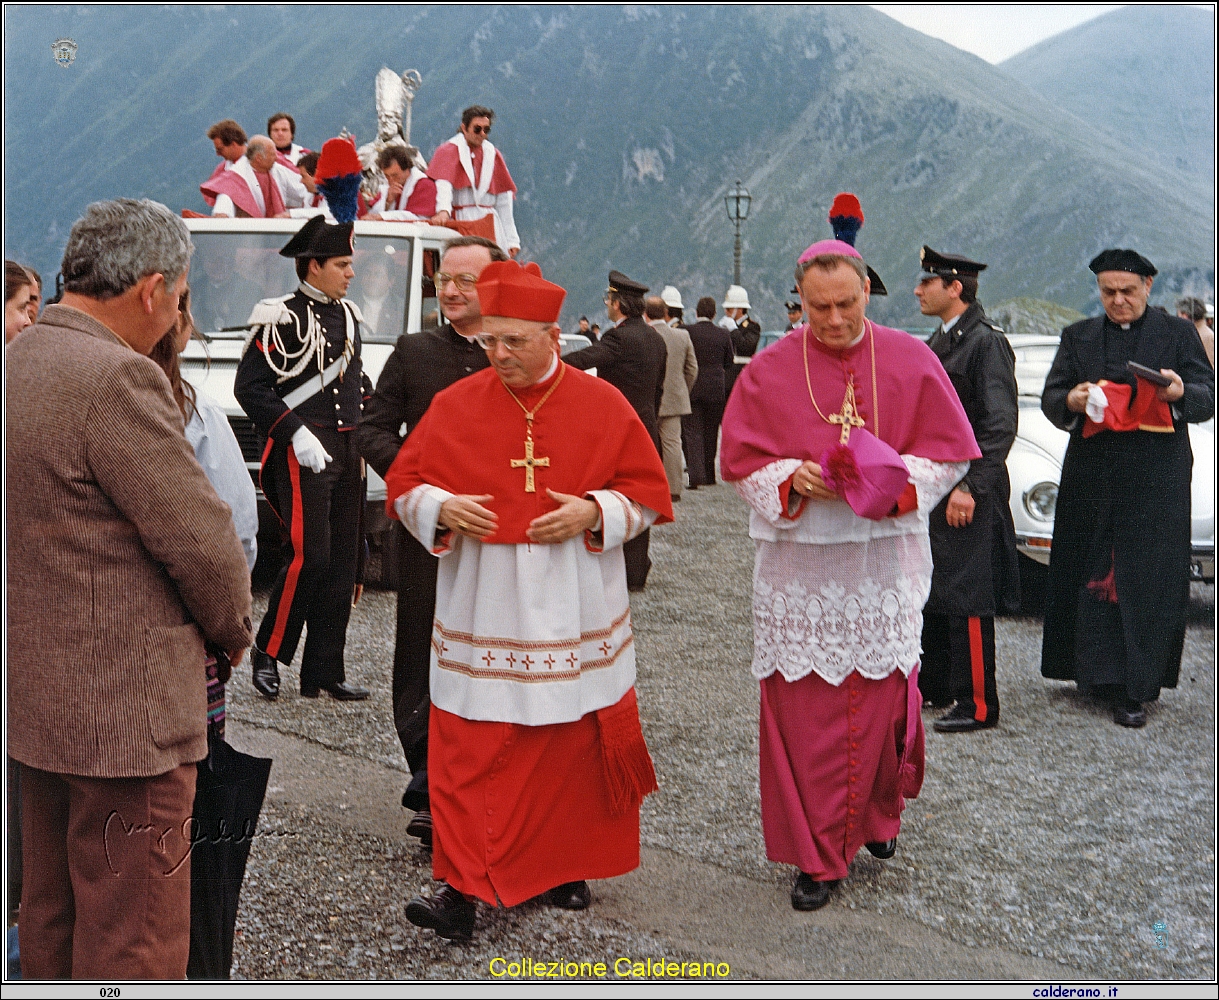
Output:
[684, 320, 736, 406]
[357, 323, 491, 479]
[731, 316, 762, 359]
[925, 303, 1021, 616]
[234, 285, 367, 445]
[1039, 307, 1214, 692]
[563, 315, 668, 448]
[727, 315, 761, 397]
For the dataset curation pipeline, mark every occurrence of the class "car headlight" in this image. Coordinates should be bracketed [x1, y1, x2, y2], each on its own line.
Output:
[1024, 482, 1058, 522]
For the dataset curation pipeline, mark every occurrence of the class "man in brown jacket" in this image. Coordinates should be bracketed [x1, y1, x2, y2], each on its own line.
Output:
[5, 199, 253, 979]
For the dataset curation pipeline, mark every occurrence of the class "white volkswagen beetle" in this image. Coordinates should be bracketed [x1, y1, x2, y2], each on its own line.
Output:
[1005, 333, 1215, 608]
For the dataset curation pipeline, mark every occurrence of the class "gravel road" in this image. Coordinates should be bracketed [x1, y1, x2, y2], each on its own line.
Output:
[229, 483, 1215, 980]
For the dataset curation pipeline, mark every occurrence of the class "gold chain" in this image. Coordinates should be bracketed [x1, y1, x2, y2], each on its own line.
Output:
[801, 319, 880, 440]
[503, 360, 566, 428]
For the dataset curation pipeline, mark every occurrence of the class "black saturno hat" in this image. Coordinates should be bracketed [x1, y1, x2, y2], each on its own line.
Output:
[607, 269, 648, 296]
[279, 214, 355, 259]
[920, 245, 987, 280]
[1088, 248, 1157, 277]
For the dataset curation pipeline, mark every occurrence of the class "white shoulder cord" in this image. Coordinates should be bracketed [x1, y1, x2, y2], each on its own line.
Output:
[259, 302, 326, 383]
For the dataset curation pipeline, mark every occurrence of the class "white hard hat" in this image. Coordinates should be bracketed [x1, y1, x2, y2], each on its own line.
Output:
[722, 284, 751, 311]
[661, 285, 684, 310]
[1206, 302, 1215, 320]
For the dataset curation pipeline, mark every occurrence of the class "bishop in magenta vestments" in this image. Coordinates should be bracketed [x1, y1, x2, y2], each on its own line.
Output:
[721, 241, 979, 904]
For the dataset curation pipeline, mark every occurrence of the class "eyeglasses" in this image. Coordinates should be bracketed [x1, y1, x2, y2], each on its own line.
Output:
[469, 125, 491, 136]
[474, 331, 538, 352]
[434, 272, 479, 292]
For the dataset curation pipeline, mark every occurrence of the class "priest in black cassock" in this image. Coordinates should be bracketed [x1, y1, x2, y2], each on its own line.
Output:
[356, 235, 504, 846]
[1040, 249, 1214, 727]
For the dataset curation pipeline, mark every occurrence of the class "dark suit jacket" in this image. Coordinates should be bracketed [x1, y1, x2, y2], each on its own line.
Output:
[684, 320, 736, 406]
[563, 315, 668, 447]
[357, 324, 492, 478]
[6, 305, 253, 778]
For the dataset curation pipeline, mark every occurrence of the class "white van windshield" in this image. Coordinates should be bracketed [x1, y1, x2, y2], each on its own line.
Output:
[190, 231, 416, 344]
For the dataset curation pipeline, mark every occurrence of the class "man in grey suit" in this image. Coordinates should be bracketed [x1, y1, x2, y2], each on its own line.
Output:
[6, 199, 253, 979]
[645, 293, 698, 500]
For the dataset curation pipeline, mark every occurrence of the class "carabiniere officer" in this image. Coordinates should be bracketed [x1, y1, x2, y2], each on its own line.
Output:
[914, 245, 1021, 733]
[234, 213, 372, 702]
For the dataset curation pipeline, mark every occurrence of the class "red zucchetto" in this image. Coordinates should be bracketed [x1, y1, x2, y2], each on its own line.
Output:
[475, 260, 566, 322]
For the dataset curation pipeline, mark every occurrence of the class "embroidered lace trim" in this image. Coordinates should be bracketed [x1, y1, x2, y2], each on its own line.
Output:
[750, 532, 934, 686]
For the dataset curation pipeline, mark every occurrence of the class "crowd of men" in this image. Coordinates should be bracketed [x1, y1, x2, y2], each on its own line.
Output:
[4, 100, 1216, 976]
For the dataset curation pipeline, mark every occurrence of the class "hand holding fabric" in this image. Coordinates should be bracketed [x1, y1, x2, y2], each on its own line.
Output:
[526, 490, 599, 544]
[291, 426, 332, 473]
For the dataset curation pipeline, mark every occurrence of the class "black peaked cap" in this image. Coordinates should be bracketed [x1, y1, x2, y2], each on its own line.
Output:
[920, 245, 987, 279]
[608, 270, 648, 296]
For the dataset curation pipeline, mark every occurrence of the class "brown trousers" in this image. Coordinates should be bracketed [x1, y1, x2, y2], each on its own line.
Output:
[19, 762, 196, 979]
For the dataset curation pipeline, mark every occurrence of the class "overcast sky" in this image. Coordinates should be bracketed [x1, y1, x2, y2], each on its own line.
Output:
[870, 4, 1125, 63]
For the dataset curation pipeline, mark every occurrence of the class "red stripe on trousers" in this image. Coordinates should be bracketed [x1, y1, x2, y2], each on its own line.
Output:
[266, 447, 305, 659]
[968, 616, 986, 721]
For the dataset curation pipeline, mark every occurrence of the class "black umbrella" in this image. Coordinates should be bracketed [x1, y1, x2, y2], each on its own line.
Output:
[186, 732, 272, 980]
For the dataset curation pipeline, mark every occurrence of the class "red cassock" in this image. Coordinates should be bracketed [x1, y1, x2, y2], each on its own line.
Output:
[385, 363, 672, 906]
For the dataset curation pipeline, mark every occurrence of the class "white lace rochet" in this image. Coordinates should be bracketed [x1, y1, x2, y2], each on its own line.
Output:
[735, 456, 968, 686]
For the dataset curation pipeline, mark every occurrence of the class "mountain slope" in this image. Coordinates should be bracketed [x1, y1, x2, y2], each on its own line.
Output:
[1001, 5, 1216, 182]
[4, 5, 1213, 328]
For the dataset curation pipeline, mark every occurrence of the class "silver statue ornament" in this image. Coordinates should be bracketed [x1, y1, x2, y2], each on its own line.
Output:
[357, 67, 425, 202]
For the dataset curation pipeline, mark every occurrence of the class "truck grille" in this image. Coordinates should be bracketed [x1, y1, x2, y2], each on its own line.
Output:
[228, 416, 265, 465]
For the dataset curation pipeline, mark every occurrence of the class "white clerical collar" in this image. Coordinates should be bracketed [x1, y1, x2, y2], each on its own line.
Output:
[535, 350, 559, 383]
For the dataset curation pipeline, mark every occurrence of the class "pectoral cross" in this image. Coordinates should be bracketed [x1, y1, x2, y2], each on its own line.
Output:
[510, 432, 550, 493]
[828, 377, 866, 445]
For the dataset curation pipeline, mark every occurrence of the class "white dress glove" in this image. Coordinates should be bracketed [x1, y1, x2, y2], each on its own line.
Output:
[291, 426, 333, 473]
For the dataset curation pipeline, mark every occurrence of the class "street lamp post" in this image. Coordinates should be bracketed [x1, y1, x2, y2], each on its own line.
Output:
[724, 179, 752, 286]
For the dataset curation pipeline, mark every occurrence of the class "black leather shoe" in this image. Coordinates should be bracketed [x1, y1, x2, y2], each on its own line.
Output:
[933, 703, 997, 733]
[251, 649, 280, 699]
[406, 807, 433, 848]
[301, 681, 370, 701]
[405, 883, 475, 942]
[1113, 700, 1147, 728]
[866, 838, 897, 859]
[542, 880, 591, 910]
[791, 873, 837, 911]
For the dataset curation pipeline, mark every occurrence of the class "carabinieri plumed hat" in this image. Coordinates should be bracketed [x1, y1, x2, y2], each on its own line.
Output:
[1088, 248, 1158, 277]
[826, 193, 887, 295]
[279, 213, 355, 260]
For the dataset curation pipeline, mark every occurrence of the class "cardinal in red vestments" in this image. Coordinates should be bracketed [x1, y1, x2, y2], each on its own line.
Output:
[385, 260, 672, 942]
[721, 240, 980, 912]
